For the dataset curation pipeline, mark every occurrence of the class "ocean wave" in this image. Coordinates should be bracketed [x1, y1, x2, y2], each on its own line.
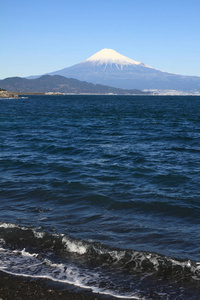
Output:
[0, 223, 200, 290]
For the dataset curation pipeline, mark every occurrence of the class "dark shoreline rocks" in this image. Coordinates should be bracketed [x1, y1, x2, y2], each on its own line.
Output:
[0, 271, 116, 300]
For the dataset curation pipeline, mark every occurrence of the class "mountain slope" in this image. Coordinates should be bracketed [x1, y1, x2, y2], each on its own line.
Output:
[0, 75, 145, 94]
[48, 49, 200, 92]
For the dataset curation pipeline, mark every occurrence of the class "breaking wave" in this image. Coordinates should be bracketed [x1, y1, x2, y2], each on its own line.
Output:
[0, 222, 200, 299]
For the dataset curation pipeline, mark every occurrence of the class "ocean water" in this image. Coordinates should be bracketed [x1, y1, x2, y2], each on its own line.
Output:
[0, 95, 200, 299]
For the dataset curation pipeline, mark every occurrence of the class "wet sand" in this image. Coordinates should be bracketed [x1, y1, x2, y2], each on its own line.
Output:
[0, 271, 116, 300]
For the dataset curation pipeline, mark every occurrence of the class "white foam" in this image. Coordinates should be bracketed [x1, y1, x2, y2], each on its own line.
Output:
[62, 237, 87, 255]
[33, 230, 45, 239]
[108, 250, 126, 262]
[0, 238, 5, 245]
[0, 222, 17, 228]
[0, 222, 28, 231]
[21, 248, 38, 258]
[44, 259, 65, 270]
[12, 248, 38, 258]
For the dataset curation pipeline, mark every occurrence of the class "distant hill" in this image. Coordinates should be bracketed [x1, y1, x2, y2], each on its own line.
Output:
[0, 75, 147, 95]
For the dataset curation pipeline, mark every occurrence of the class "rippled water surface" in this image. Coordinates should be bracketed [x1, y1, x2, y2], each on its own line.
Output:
[0, 95, 200, 299]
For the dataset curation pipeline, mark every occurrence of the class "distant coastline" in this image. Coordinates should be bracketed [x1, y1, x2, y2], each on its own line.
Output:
[0, 75, 150, 96]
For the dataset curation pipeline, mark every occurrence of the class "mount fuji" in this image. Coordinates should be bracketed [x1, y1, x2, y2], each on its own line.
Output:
[43, 49, 200, 92]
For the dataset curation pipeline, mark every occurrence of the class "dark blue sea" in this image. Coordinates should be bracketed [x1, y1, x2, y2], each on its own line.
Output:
[0, 95, 200, 299]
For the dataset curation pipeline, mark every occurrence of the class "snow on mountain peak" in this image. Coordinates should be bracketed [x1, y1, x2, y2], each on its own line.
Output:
[85, 48, 143, 66]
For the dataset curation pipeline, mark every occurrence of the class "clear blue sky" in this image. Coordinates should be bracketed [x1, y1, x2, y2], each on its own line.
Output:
[1, 0, 200, 79]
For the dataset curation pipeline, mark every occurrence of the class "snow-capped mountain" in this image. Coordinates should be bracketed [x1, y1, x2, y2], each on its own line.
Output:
[47, 48, 200, 92]
[84, 48, 150, 68]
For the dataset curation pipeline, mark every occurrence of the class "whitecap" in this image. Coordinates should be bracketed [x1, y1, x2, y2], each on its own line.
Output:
[62, 237, 88, 255]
